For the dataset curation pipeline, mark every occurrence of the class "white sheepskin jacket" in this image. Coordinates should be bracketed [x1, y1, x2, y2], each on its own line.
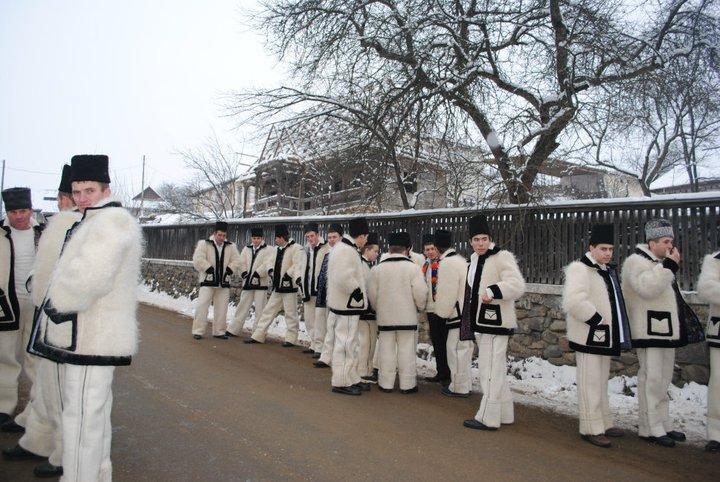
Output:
[367, 254, 427, 329]
[433, 249, 468, 328]
[33, 199, 143, 365]
[327, 236, 368, 315]
[238, 243, 272, 290]
[697, 251, 720, 348]
[192, 237, 241, 288]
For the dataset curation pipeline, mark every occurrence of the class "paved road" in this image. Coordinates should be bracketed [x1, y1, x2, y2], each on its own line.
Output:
[2, 304, 718, 481]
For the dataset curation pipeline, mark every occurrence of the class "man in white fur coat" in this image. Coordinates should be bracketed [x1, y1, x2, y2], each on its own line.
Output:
[247, 224, 306, 346]
[191, 221, 241, 340]
[29, 154, 143, 481]
[462, 215, 525, 431]
[432, 229, 472, 398]
[621, 219, 689, 448]
[300, 222, 329, 355]
[314, 223, 344, 368]
[225, 227, 271, 337]
[367, 231, 427, 393]
[327, 217, 369, 396]
[0, 187, 44, 434]
[561, 224, 631, 448]
[697, 249, 720, 453]
[2, 165, 79, 478]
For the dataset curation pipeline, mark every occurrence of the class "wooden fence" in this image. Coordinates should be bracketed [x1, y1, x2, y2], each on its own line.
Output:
[142, 194, 720, 291]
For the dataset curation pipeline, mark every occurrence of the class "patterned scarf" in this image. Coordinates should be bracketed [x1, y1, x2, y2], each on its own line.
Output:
[422, 258, 440, 301]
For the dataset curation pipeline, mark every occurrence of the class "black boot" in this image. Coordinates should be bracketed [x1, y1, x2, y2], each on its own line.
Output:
[34, 462, 63, 478]
[332, 385, 362, 396]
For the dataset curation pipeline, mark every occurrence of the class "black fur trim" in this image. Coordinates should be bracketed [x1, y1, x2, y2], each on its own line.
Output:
[378, 325, 418, 331]
[487, 284, 503, 300]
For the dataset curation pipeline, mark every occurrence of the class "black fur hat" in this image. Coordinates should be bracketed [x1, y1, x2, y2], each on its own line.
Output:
[2, 187, 32, 211]
[250, 227, 264, 237]
[349, 217, 369, 237]
[366, 232, 380, 246]
[434, 230, 452, 250]
[304, 222, 320, 234]
[468, 214, 491, 238]
[214, 221, 228, 232]
[389, 231, 411, 248]
[58, 164, 72, 194]
[589, 224, 614, 246]
[328, 223, 344, 236]
[275, 224, 290, 238]
[422, 233, 435, 246]
[70, 154, 111, 183]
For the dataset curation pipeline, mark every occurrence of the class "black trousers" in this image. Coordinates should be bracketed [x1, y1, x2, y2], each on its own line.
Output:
[427, 313, 451, 381]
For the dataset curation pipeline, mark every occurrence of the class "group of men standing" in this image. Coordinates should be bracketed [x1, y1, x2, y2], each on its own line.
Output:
[1, 155, 143, 480]
[192, 213, 719, 453]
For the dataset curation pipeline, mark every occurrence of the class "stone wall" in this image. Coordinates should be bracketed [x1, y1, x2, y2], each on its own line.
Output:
[141, 259, 711, 385]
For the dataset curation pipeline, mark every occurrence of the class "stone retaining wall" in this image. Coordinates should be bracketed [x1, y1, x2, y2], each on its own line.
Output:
[142, 258, 711, 385]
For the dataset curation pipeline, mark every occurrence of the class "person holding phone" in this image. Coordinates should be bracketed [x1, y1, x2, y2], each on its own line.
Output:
[622, 219, 689, 448]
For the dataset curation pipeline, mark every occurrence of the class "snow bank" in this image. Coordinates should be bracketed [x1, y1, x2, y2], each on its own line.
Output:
[139, 286, 708, 445]
[419, 345, 708, 445]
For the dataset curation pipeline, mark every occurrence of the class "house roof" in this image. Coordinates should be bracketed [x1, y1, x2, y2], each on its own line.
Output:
[132, 187, 163, 201]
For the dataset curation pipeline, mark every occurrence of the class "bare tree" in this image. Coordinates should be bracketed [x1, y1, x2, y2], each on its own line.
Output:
[240, 0, 715, 203]
[582, 40, 720, 195]
[158, 134, 253, 219]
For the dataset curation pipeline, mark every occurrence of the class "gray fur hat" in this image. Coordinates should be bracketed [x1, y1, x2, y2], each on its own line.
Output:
[645, 219, 674, 241]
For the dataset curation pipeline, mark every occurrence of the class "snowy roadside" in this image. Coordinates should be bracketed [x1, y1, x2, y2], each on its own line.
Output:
[138, 284, 708, 446]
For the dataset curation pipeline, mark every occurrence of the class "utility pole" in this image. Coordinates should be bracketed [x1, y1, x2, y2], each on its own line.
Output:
[139, 155, 146, 218]
[0, 160, 5, 217]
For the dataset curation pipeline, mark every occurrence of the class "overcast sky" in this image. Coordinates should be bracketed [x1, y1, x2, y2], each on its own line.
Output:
[0, 0, 281, 209]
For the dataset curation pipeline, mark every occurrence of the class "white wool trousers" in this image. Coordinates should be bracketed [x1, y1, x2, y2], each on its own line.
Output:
[192, 287, 230, 337]
[319, 310, 337, 365]
[312, 307, 328, 356]
[303, 298, 317, 350]
[474, 334, 514, 428]
[708, 348, 720, 442]
[226, 289, 267, 335]
[446, 327, 473, 395]
[251, 292, 300, 344]
[636, 347, 676, 438]
[576, 352, 613, 435]
[61, 364, 115, 482]
[356, 320, 378, 378]
[0, 296, 35, 415]
[377, 330, 417, 390]
[19, 358, 64, 466]
[330, 313, 360, 387]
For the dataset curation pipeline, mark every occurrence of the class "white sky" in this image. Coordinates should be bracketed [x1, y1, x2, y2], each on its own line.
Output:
[0, 0, 282, 210]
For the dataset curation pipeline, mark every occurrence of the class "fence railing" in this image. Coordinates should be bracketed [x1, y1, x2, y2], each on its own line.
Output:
[142, 193, 720, 291]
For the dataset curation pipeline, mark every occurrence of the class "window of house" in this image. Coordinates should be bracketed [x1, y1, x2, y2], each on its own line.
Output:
[333, 180, 343, 192]
[402, 171, 417, 193]
[304, 201, 311, 210]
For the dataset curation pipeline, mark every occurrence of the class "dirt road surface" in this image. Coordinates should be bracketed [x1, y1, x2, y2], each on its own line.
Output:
[2, 304, 718, 481]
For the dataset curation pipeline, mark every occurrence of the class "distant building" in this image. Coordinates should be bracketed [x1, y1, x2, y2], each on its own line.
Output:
[651, 178, 720, 195]
[130, 186, 164, 217]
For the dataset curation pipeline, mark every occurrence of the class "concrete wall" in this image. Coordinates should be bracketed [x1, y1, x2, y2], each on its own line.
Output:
[142, 258, 711, 385]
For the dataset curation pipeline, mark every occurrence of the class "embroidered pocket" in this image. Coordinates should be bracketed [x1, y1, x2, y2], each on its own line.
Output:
[42, 300, 77, 351]
[0, 289, 14, 323]
[347, 288, 365, 309]
[280, 273, 293, 289]
[200, 271, 216, 287]
[647, 310, 673, 337]
[221, 268, 232, 287]
[708, 316, 720, 339]
[586, 324, 611, 347]
[249, 272, 261, 286]
[478, 303, 502, 326]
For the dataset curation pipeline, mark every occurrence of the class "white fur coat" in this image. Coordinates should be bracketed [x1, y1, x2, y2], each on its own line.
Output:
[697, 252, 720, 348]
[433, 249, 468, 327]
[367, 254, 427, 328]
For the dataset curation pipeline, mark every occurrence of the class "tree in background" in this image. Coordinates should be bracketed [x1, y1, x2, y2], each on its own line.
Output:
[239, 0, 715, 203]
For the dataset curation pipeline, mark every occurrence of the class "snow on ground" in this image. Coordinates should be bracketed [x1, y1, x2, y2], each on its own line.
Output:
[139, 284, 707, 445]
[418, 343, 708, 446]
